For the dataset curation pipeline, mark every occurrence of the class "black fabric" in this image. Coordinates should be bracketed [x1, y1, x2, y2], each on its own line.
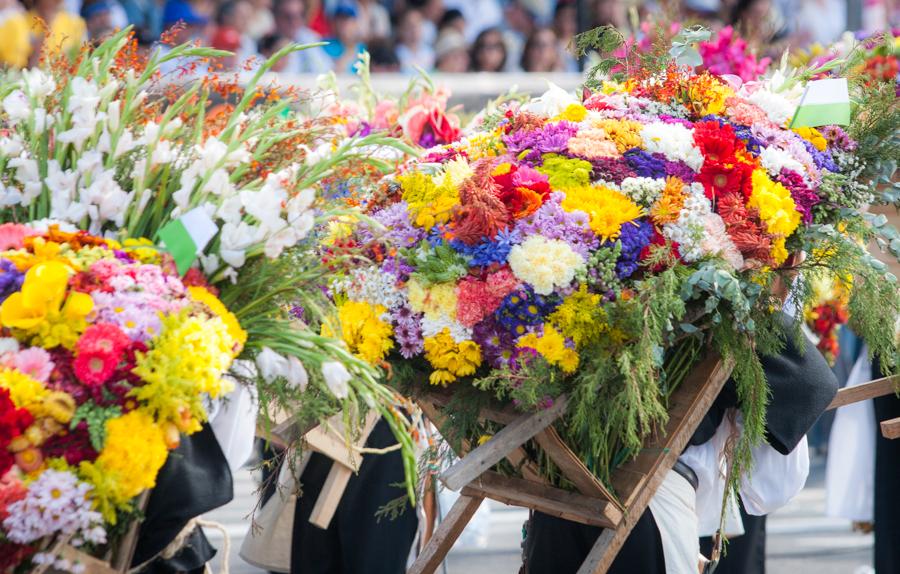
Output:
[132, 423, 234, 571]
[290, 419, 418, 574]
[873, 357, 900, 574]
[524, 509, 665, 574]
[700, 500, 766, 574]
[690, 312, 838, 454]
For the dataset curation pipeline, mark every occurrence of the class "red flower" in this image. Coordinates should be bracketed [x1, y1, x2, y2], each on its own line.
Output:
[451, 159, 510, 245]
[76, 323, 130, 356]
[697, 160, 753, 201]
[73, 350, 120, 386]
[717, 194, 774, 266]
[693, 121, 740, 165]
[493, 164, 550, 219]
[0, 389, 32, 476]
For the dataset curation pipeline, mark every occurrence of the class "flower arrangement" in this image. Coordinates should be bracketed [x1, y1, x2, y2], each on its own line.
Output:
[325, 39, 899, 489]
[0, 30, 422, 515]
[804, 275, 850, 365]
[0, 223, 242, 570]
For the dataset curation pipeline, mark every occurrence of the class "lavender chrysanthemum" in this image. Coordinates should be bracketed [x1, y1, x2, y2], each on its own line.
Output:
[504, 122, 579, 163]
[777, 169, 820, 224]
[391, 304, 424, 358]
[513, 192, 599, 258]
[0, 259, 24, 302]
[472, 316, 518, 369]
[359, 201, 426, 248]
[801, 140, 838, 172]
[614, 219, 654, 279]
[819, 125, 857, 152]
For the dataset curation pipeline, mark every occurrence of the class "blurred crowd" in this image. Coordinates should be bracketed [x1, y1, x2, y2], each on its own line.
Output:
[0, 0, 895, 72]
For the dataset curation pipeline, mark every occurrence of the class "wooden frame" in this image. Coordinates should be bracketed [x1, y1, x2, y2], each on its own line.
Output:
[409, 353, 734, 574]
[410, 365, 900, 574]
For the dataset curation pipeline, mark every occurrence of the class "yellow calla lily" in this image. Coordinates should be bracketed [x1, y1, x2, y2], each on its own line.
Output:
[62, 290, 94, 319]
[1, 292, 47, 329]
[0, 260, 90, 330]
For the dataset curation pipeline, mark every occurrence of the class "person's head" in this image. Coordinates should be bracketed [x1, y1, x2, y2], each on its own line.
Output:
[591, 0, 625, 30]
[553, 1, 577, 41]
[504, 1, 535, 36]
[367, 38, 400, 72]
[210, 26, 241, 68]
[81, 0, 114, 40]
[471, 27, 506, 72]
[331, 3, 360, 45]
[30, 0, 63, 16]
[258, 32, 291, 71]
[162, 0, 210, 44]
[521, 27, 558, 72]
[409, 0, 444, 23]
[272, 0, 305, 36]
[730, 0, 774, 40]
[434, 30, 468, 72]
[396, 8, 424, 48]
[216, 0, 252, 34]
[436, 8, 464, 37]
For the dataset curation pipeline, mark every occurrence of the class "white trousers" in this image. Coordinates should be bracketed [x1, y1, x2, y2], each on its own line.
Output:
[648, 469, 700, 574]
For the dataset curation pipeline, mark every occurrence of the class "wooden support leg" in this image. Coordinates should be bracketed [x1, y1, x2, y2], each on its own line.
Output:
[407, 494, 485, 574]
[881, 416, 900, 439]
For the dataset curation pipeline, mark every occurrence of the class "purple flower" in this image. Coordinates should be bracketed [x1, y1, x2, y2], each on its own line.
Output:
[819, 125, 856, 152]
[732, 125, 763, 156]
[0, 259, 24, 302]
[777, 169, 820, 224]
[513, 192, 598, 258]
[624, 149, 668, 179]
[590, 157, 637, 184]
[390, 304, 424, 358]
[614, 219, 653, 279]
[359, 202, 426, 249]
[503, 122, 579, 163]
[663, 159, 696, 182]
[472, 316, 517, 369]
[801, 140, 838, 172]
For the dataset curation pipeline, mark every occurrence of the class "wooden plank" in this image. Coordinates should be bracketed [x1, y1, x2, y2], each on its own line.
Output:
[462, 471, 622, 529]
[440, 395, 569, 492]
[407, 494, 485, 574]
[827, 375, 898, 410]
[582, 354, 734, 574]
[418, 389, 519, 425]
[534, 428, 623, 511]
[304, 425, 363, 469]
[881, 417, 900, 440]
[505, 446, 549, 484]
[309, 464, 354, 529]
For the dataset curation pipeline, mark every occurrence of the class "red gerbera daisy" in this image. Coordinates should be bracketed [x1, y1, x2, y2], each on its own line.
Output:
[73, 350, 120, 387]
[693, 121, 740, 165]
[697, 160, 753, 201]
[76, 323, 131, 356]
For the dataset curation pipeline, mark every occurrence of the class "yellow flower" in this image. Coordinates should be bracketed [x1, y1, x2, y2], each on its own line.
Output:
[4, 238, 77, 272]
[549, 286, 608, 348]
[322, 300, 394, 364]
[43, 391, 76, 423]
[748, 169, 801, 239]
[554, 103, 588, 123]
[770, 237, 789, 266]
[792, 127, 828, 151]
[131, 310, 237, 432]
[123, 237, 162, 264]
[0, 367, 48, 410]
[688, 73, 734, 116]
[399, 171, 459, 229]
[561, 185, 645, 242]
[407, 279, 458, 321]
[460, 131, 506, 160]
[0, 261, 93, 349]
[423, 329, 482, 385]
[517, 324, 579, 373]
[593, 119, 643, 153]
[81, 410, 169, 521]
[188, 286, 247, 355]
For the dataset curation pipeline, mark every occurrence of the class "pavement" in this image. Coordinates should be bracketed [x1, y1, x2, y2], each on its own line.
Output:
[204, 457, 874, 574]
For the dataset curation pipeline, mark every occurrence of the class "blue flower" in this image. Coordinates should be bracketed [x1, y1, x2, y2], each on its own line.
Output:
[450, 228, 520, 267]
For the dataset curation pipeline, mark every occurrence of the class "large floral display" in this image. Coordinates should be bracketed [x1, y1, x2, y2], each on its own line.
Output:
[326, 54, 899, 487]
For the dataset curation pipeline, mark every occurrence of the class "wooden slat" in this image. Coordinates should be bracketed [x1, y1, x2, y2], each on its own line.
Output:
[419, 389, 519, 425]
[881, 417, 900, 440]
[407, 494, 485, 574]
[827, 375, 899, 410]
[440, 395, 569, 491]
[505, 446, 549, 484]
[304, 425, 363, 469]
[582, 354, 734, 574]
[309, 464, 354, 529]
[461, 471, 622, 529]
[534, 428, 623, 511]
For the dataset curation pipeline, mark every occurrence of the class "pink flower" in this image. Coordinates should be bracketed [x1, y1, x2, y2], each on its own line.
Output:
[372, 100, 399, 130]
[457, 278, 504, 328]
[12, 348, 53, 382]
[486, 267, 520, 299]
[0, 224, 35, 251]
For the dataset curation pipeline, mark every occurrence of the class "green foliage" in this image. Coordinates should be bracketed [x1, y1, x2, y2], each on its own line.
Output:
[71, 402, 122, 451]
[405, 241, 470, 285]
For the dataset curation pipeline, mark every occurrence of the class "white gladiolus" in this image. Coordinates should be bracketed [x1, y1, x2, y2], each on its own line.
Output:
[8, 157, 42, 205]
[321, 361, 351, 399]
[21, 68, 56, 100]
[2, 91, 30, 123]
[286, 356, 309, 391]
[256, 347, 289, 382]
[521, 82, 578, 117]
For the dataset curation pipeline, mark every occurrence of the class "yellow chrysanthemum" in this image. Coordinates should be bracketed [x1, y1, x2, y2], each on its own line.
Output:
[398, 171, 460, 229]
[748, 169, 802, 239]
[549, 286, 608, 348]
[188, 286, 247, 355]
[434, 156, 474, 188]
[423, 328, 482, 385]
[554, 103, 588, 123]
[792, 127, 828, 151]
[517, 324, 579, 373]
[592, 119, 643, 153]
[407, 278, 458, 321]
[651, 177, 688, 225]
[537, 154, 593, 190]
[460, 130, 506, 160]
[0, 367, 48, 411]
[80, 410, 169, 521]
[687, 73, 734, 116]
[561, 185, 645, 242]
[131, 310, 237, 433]
[322, 300, 394, 365]
[123, 237, 163, 264]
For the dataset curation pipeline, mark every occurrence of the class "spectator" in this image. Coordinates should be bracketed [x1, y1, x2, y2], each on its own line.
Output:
[436, 7, 464, 38]
[157, 0, 210, 75]
[368, 37, 399, 71]
[210, 24, 242, 69]
[26, 0, 87, 66]
[305, 0, 329, 36]
[81, 0, 115, 42]
[0, 0, 29, 68]
[120, 0, 164, 44]
[357, 0, 390, 41]
[443, 0, 502, 42]
[591, 0, 626, 31]
[434, 29, 467, 72]
[323, 3, 365, 74]
[521, 27, 561, 72]
[552, 0, 578, 72]
[395, 8, 433, 73]
[215, 0, 256, 61]
[408, 0, 443, 45]
[258, 31, 291, 70]
[470, 26, 505, 72]
[272, 0, 331, 73]
[500, 0, 536, 72]
[245, 0, 275, 40]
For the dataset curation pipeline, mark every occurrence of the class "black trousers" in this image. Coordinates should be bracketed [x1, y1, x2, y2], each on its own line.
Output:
[524, 509, 665, 574]
[699, 501, 766, 574]
[290, 419, 419, 574]
[874, 391, 900, 573]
